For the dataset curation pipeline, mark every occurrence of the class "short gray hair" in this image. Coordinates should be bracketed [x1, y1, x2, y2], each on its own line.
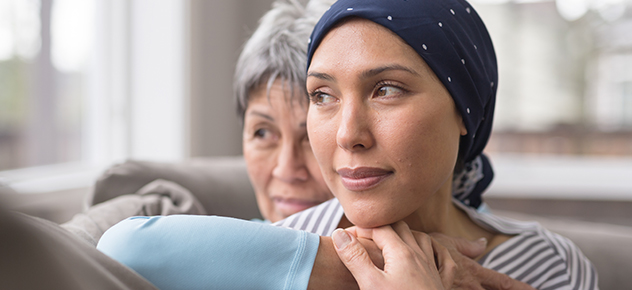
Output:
[234, 0, 335, 122]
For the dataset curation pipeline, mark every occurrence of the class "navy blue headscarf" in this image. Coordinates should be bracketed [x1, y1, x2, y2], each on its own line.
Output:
[306, 0, 497, 208]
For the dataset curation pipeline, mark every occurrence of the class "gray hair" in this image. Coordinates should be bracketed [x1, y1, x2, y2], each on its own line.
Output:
[234, 0, 335, 122]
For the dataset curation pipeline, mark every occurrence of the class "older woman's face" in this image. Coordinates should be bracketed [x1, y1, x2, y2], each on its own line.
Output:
[306, 18, 467, 228]
[243, 79, 333, 222]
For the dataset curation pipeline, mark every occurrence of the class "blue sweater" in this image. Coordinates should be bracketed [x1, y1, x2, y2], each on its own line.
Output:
[97, 215, 320, 290]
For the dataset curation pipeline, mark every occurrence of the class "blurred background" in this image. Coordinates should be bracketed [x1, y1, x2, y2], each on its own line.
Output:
[0, 0, 631, 225]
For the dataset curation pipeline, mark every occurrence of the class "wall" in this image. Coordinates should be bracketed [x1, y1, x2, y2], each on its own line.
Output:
[189, 0, 275, 157]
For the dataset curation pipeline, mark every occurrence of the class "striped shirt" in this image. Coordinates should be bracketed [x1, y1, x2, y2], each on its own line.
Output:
[273, 198, 598, 290]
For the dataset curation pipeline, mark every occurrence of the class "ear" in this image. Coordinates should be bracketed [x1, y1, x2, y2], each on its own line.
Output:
[458, 114, 468, 136]
[460, 123, 468, 136]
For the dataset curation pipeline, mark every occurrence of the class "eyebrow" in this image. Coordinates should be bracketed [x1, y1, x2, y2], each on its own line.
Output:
[307, 64, 420, 82]
[247, 111, 274, 122]
[247, 111, 307, 128]
[307, 71, 335, 81]
[362, 64, 420, 78]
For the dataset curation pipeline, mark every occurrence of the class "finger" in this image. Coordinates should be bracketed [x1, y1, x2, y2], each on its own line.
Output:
[350, 227, 373, 240]
[357, 237, 385, 270]
[411, 231, 435, 264]
[370, 225, 409, 253]
[431, 237, 457, 290]
[430, 232, 487, 259]
[478, 267, 536, 290]
[332, 228, 381, 287]
[344, 226, 358, 237]
[391, 221, 421, 251]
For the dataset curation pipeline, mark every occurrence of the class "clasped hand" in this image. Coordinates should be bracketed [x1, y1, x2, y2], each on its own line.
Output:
[331, 221, 535, 290]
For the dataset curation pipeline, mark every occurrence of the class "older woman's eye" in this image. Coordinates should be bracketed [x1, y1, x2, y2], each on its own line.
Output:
[254, 128, 270, 139]
[376, 85, 404, 97]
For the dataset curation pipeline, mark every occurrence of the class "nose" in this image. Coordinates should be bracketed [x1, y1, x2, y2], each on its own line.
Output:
[272, 140, 309, 183]
[336, 100, 374, 152]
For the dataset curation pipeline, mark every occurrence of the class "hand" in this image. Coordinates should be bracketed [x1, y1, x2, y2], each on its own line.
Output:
[332, 221, 456, 290]
[430, 233, 536, 290]
[306, 237, 384, 290]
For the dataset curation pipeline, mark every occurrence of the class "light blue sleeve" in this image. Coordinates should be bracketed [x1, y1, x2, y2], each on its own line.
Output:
[97, 215, 320, 290]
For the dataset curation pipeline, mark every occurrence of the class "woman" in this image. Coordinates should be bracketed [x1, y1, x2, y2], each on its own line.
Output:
[234, 0, 334, 222]
[274, 0, 597, 288]
[232, 0, 537, 288]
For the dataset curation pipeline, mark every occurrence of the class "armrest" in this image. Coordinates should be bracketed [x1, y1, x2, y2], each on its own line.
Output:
[0, 197, 157, 290]
[89, 156, 261, 220]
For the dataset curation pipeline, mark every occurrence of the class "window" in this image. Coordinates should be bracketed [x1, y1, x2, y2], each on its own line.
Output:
[0, 0, 91, 171]
[472, 0, 632, 198]
[1, 0, 189, 193]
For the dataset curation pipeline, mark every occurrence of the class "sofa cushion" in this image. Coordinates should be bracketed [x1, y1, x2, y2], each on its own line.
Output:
[90, 156, 261, 220]
[0, 195, 157, 290]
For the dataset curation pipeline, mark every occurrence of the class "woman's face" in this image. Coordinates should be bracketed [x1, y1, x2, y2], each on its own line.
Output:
[306, 18, 467, 228]
[243, 79, 333, 222]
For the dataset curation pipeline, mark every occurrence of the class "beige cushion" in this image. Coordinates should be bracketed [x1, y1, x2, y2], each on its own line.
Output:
[64, 179, 207, 246]
[0, 193, 157, 290]
[90, 156, 261, 220]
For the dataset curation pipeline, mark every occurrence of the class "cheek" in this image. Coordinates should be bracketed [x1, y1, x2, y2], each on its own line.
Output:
[304, 147, 327, 185]
[243, 144, 274, 198]
[243, 163, 269, 217]
[307, 112, 334, 167]
[307, 113, 339, 191]
[382, 109, 461, 181]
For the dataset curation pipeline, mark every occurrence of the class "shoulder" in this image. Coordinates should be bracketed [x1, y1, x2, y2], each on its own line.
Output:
[96, 216, 237, 262]
[273, 198, 344, 236]
[97, 215, 321, 290]
[478, 213, 598, 290]
[98, 215, 294, 249]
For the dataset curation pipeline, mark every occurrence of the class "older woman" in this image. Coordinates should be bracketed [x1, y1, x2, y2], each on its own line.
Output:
[274, 0, 598, 289]
[234, 0, 334, 222]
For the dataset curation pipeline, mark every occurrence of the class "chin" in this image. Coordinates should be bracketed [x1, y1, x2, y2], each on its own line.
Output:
[342, 199, 404, 228]
[346, 212, 394, 229]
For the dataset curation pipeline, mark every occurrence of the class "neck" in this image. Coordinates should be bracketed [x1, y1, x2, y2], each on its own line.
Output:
[402, 181, 492, 242]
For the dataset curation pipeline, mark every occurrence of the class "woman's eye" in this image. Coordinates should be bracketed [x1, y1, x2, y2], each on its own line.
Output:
[310, 91, 337, 105]
[376, 85, 404, 97]
[254, 128, 269, 139]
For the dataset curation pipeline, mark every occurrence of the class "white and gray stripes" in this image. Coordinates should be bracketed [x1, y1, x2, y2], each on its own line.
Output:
[273, 198, 598, 289]
[273, 198, 344, 236]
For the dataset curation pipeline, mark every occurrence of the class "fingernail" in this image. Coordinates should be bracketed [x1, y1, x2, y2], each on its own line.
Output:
[333, 228, 351, 250]
[477, 237, 488, 247]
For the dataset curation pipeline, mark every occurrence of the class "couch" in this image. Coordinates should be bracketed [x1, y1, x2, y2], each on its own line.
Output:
[2, 156, 632, 289]
[88, 156, 632, 289]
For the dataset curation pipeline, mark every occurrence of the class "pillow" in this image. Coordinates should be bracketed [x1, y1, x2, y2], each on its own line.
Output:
[89, 156, 261, 220]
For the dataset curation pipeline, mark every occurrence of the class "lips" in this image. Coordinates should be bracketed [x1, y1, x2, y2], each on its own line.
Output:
[273, 197, 322, 216]
[337, 167, 393, 191]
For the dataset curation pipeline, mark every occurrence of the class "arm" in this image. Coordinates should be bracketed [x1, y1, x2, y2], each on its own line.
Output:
[310, 235, 388, 290]
[97, 215, 318, 290]
[308, 236, 358, 290]
[97, 215, 529, 290]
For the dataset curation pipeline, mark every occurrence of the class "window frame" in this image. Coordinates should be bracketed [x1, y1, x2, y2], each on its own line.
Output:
[0, 0, 190, 194]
